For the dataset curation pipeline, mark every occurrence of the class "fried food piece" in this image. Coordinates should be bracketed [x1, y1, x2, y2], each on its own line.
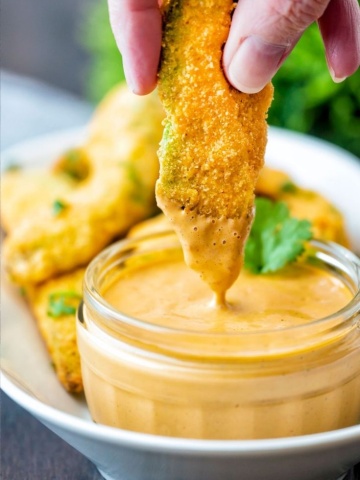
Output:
[157, 0, 273, 302]
[1, 168, 77, 234]
[3, 85, 165, 285]
[127, 214, 172, 238]
[26, 268, 85, 393]
[52, 147, 90, 181]
[129, 167, 350, 247]
[256, 167, 290, 199]
[256, 167, 350, 247]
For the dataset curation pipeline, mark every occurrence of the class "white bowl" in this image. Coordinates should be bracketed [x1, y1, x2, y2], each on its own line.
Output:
[1, 127, 360, 480]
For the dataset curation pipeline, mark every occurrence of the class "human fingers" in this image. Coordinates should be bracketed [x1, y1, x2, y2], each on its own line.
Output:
[108, 0, 162, 95]
[318, 0, 360, 82]
[223, 0, 331, 93]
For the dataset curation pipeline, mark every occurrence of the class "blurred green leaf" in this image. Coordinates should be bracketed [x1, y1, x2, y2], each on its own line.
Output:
[270, 23, 360, 158]
[80, 1, 125, 102]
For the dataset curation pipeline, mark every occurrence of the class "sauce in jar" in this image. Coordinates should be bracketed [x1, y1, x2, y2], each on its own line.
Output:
[77, 233, 360, 439]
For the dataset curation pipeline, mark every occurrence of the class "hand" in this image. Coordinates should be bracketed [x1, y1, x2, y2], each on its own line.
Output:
[108, 0, 360, 95]
[108, 0, 162, 94]
[223, 0, 360, 93]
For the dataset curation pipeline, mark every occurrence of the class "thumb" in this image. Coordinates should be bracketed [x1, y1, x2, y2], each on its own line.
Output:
[223, 0, 331, 93]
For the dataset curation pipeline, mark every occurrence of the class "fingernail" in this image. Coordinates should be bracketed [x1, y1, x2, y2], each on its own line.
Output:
[333, 76, 347, 83]
[122, 59, 137, 93]
[329, 67, 347, 83]
[124, 72, 136, 93]
[228, 36, 287, 93]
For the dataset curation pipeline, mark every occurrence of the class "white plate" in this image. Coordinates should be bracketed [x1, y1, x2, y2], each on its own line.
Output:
[1, 127, 360, 480]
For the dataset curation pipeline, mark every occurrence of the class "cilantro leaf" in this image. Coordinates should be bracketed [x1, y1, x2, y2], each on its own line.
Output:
[47, 291, 82, 318]
[4, 161, 21, 172]
[60, 149, 89, 180]
[280, 181, 298, 193]
[244, 198, 312, 274]
[52, 199, 68, 216]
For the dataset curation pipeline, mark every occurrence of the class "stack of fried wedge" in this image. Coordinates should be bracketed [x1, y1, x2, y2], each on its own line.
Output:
[2, 85, 165, 392]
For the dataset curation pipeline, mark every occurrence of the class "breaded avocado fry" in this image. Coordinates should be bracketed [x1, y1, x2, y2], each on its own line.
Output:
[26, 268, 85, 393]
[3, 86, 165, 285]
[156, 0, 273, 303]
[256, 168, 350, 247]
[1, 168, 77, 234]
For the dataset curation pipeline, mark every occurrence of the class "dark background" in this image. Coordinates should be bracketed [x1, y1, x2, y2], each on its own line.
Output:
[1, 0, 91, 96]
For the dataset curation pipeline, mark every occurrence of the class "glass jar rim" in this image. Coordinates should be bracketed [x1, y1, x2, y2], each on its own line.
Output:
[82, 232, 360, 357]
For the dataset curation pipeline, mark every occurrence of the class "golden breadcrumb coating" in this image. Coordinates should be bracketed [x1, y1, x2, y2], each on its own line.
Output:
[1, 168, 77, 234]
[3, 85, 165, 285]
[257, 167, 350, 247]
[127, 214, 172, 238]
[157, 0, 273, 218]
[26, 268, 85, 393]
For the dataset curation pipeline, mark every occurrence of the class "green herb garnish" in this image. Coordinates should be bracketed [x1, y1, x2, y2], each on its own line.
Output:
[244, 198, 312, 274]
[19, 286, 27, 297]
[120, 161, 147, 205]
[60, 149, 89, 180]
[47, 291, 82, 318]
[52, 199, 68, 216]
[4, 161, 21, 172]
[280, 181, 298, 193]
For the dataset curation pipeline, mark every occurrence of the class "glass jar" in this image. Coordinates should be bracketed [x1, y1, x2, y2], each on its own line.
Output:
[77, 232, 360, 440]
